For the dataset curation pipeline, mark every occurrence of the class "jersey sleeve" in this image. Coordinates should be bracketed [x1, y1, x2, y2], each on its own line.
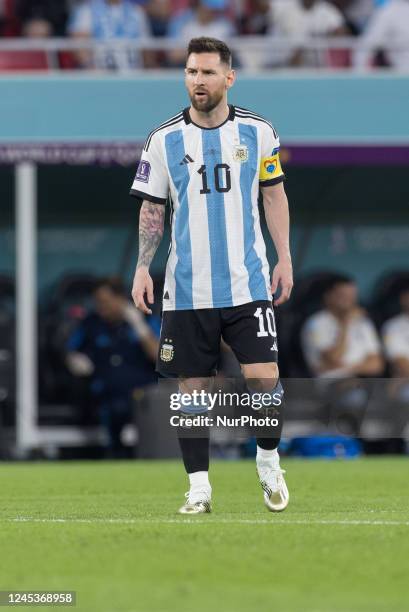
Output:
[130, 131, 169, 205]
[259, 123, 285, 187]
[382, 319, 408, 360]
[301, 314, 336, 373]
[67, 5, 92, 34]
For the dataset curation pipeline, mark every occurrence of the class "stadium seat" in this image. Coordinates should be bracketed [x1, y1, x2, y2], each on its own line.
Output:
[0, 50, 49, 71]
[327, 48, 351, 69]
[58, 51, 78, 70]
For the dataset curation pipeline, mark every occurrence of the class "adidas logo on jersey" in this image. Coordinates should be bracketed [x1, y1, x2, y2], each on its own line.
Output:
[180, 154, 194, 165]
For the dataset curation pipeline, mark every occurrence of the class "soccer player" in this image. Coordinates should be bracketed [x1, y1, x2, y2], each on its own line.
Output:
[130, 37, 293, 514]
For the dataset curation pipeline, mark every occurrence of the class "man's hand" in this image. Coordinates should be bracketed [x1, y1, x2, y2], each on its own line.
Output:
[339, 306, 366, 323]
[66, 352, 94, 377]
[132, 266, 154, 315]
[271, 258, 293, 306]
[261, 182, 292, 306]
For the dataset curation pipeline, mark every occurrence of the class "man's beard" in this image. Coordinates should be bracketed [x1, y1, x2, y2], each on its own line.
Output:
[189, 90, 224, 113]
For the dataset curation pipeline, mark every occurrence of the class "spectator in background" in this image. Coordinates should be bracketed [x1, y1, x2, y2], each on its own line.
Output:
[145, 0, 172, 66]
[301, 275, 384, 431]
[235, 0, 272, 69]
[330, 0, 361, 34]
[382, 284, 409, 430]
[146, 0, 171, 36]
[0, 0, 20, 35]
[168, 0, 235, 66]
[66, 277, 159, 458]
[354, 0, 409, 70]
[271, 0, 347, 67]
[238, 0, 271, 35]
[0, 0, 8, 33]
[301, 275, 384, 378]
[68, 0, 151, 70]
[16, 0, 68, 36]
[382, 285, 409, 378]
[336, 0, 377, 33]
[22, 17, 53, 38]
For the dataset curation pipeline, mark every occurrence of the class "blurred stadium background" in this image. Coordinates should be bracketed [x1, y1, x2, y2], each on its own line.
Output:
[0, 0, 409, 462]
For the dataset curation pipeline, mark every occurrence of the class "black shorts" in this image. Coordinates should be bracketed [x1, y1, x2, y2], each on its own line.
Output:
[156, 300, 278, 377]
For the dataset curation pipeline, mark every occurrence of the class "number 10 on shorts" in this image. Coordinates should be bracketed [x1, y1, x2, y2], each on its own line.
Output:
[254, 307, 277, 338]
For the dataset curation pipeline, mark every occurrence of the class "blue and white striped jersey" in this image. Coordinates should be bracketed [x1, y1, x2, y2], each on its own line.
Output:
[130, 105, 285, 311]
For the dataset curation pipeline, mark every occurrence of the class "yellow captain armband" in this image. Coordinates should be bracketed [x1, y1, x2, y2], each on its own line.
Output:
[259, 150, 284, 183]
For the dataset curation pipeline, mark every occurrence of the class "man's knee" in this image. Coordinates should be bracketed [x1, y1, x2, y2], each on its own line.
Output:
[177, 376, 213, 415]
[241, 363, 284, 420]
[241, 362, 279, 392]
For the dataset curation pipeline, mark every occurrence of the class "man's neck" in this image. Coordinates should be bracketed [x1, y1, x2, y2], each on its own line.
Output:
[189, 102, 230, 129]
[328, 308, 345, 321]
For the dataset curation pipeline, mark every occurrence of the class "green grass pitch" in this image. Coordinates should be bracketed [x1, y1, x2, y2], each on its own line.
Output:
[0, 458, 408, 612]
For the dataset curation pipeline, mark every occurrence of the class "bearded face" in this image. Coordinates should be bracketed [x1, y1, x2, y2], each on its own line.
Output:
[185, 52, 232, 115]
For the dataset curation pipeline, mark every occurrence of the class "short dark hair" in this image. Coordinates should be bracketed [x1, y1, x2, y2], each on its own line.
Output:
[187, 37, 232, 68]
[399, 281, 409, 297]
[324, 274, 355, 295]
[95, 276, 126, 297]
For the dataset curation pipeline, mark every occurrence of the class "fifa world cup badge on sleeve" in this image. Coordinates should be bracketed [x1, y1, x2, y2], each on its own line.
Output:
[233, 144, 248, 163]
[136, 160, 151, 183]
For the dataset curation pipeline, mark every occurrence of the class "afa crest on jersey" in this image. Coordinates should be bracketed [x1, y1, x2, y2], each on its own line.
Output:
[233, 144, 248, 163]
[160, 341, 174, 362]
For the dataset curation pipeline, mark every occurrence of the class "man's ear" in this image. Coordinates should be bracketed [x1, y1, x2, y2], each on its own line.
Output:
[226, 69, 236, 90]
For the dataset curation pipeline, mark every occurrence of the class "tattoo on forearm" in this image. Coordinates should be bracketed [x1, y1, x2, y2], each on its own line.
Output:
[137, 202, 165, 268]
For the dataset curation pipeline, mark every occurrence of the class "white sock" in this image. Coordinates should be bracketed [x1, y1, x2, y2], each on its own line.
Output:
[256, 446, 279, 466]
[188, 471, 211, 491]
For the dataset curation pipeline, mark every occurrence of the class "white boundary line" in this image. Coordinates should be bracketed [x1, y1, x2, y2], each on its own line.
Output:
[4, 517, 409, 526]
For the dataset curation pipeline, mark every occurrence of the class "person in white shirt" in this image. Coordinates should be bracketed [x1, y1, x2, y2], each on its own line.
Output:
[341, 0, 377, 33]
[301, 274, 384, 378]
[271, 0, 347, 66]
[68, 0, 151, 70]
[168, 0, 235, 66]
[382, 286, 409, 377]
[354, 0, 409, 70]
[382, 284, 409, 412]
